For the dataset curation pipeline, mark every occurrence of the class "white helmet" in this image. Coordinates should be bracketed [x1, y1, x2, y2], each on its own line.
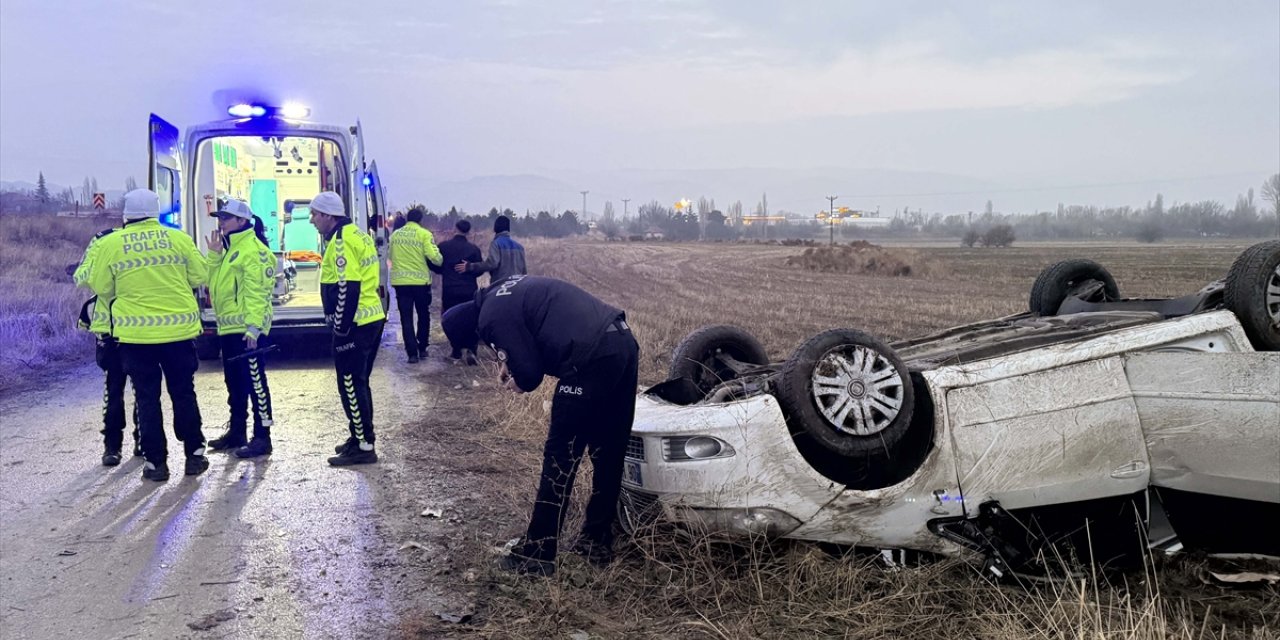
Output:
[122, 189, 161, 222]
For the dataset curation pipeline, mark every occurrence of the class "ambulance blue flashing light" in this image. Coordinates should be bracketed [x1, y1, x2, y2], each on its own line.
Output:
[228, 104, 267, 118]
[227, 103, 310, 119]
[362, 176, 373, 187]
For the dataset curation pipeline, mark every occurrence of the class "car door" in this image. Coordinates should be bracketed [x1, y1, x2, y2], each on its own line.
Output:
[365, 160, 391, 311]
[947, 357, 1151, 512]
[1127, 351, 1279, 502]
[148, 114, 183, 229]
[1126, 351, 1280, 553]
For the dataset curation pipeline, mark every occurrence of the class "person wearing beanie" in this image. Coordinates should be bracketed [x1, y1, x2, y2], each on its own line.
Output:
[430, 218, 483, 361]
[86, 189, 209, 482]
[455, 214, 526, 283]
[204, 198, 277, 458]
[388, 206, 443, 363]
[308, 191, 386, 466]
[441, 275, 639, 576]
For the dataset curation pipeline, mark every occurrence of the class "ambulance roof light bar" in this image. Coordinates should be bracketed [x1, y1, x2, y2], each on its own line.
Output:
[227, 103, 311, 119]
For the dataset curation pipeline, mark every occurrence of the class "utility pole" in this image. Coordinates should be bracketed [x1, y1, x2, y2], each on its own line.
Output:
[580, 190, 589, 221]
[826, 195, 838, 246]
[621, 198, 630, 222]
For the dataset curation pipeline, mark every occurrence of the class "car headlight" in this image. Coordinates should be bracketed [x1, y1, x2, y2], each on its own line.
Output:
[663, 436, 735, 461]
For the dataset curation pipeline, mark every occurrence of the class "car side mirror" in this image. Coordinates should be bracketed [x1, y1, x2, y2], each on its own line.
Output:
[65, 262, 80, 277]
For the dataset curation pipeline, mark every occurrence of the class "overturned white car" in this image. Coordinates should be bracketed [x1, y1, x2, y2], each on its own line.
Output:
[622, 240, 1279, 576]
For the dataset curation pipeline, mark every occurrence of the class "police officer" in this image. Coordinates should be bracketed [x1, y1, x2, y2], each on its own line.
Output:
[87, 189, 208, 481]
[442, 275, 639, 576]
[388, 206, 442, 363]
[309, 191, 386, 466]
[205, 199, 276, 458]
[73, 227, 140, 466]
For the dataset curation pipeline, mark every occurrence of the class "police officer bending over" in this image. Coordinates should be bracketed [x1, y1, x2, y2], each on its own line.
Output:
[443, 275, 639, 576]
[87, 189, 208, 481]
[309, 191, 387, 466]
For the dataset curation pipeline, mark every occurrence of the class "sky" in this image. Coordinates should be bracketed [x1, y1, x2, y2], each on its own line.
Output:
[2, 0, 1277, 215]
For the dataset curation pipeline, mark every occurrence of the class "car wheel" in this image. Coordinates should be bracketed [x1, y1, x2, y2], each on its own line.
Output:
[195, 335, 221, 361]
[669, 325, 769, 395]
[777, 329, 914, 457]
[1224, 239, 1280, 351]
[1029, 259, 1120, 315]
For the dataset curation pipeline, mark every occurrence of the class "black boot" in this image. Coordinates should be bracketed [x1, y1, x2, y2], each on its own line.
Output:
[184, 454, 210, 476]
[569, 538, 616, 567]
[334, 436, 359, 454]
[327, 442, 378, 466]
[142, 460, 170, 482]
[208, 427, 247, 451]
[102, 445, 122, 467]
[498, 551, 555, 577]
[235, 436, 273, 459]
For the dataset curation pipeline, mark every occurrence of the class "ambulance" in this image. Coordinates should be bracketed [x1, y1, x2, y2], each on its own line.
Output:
[147, 104, 390, 358]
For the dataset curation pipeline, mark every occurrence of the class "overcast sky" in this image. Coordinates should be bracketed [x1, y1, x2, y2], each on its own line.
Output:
[2, 0, 1277, 213]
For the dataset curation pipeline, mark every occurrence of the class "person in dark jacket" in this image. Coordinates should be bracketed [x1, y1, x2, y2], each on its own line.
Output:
[433, 219, 483, 362]
[442, 275, 639, 576]
[455, 215, 526, 283]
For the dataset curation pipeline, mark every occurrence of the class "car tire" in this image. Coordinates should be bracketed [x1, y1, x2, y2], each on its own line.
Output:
[1224, 239, 1280, 351]
[1029, 259, 1120, 316]
[195, 335, 220, 361]
[776, 329, 914, 457]
[668, 325, 770, 395]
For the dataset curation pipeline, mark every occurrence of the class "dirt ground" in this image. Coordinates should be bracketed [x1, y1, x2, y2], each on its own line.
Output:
[2, 239, 1276, 639]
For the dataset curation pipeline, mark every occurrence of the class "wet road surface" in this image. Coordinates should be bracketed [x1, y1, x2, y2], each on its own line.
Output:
[0, 334, 462, 639]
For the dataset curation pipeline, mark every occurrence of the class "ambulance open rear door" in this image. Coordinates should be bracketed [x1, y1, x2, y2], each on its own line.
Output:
[148, 114, 183, 229]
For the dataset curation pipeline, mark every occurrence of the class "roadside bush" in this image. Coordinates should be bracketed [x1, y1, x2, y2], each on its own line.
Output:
[961, 228, 980, 247]
[981, 224, 1016, 247]
[1136, 220, 1165, 243]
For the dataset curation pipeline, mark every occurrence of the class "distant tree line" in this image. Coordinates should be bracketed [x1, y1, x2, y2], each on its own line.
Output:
[0, 171, 137, 213]
[410, 206, 587, 238]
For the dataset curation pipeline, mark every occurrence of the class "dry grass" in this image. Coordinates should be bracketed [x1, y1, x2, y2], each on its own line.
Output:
[407, 238, 1277, 639]
[0, 214, 106, 391]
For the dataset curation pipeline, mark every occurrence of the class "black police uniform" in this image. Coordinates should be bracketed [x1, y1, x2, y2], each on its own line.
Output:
[78, 228, 139, 460]
[476, 275, 639, 565]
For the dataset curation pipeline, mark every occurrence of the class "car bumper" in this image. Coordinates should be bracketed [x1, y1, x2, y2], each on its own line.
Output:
[622, 394, 843, 538]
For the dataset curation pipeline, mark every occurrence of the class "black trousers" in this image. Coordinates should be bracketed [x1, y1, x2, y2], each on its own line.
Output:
[395, 285, 431, 356]
[441, 288, 477, 358]
[440, 288, 474, 315]
[521, 327, 640, 562]
[334, 321, 383, 444]
[119, 340, 204, 463]
[95, 336, 131, 450]
[219, 334, 274, 440]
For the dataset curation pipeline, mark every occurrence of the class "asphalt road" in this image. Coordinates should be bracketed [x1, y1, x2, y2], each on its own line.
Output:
[0, 333, 461, 639]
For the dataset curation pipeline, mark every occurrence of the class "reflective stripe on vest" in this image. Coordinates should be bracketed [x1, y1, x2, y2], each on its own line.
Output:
[113, 312, 200, 327]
